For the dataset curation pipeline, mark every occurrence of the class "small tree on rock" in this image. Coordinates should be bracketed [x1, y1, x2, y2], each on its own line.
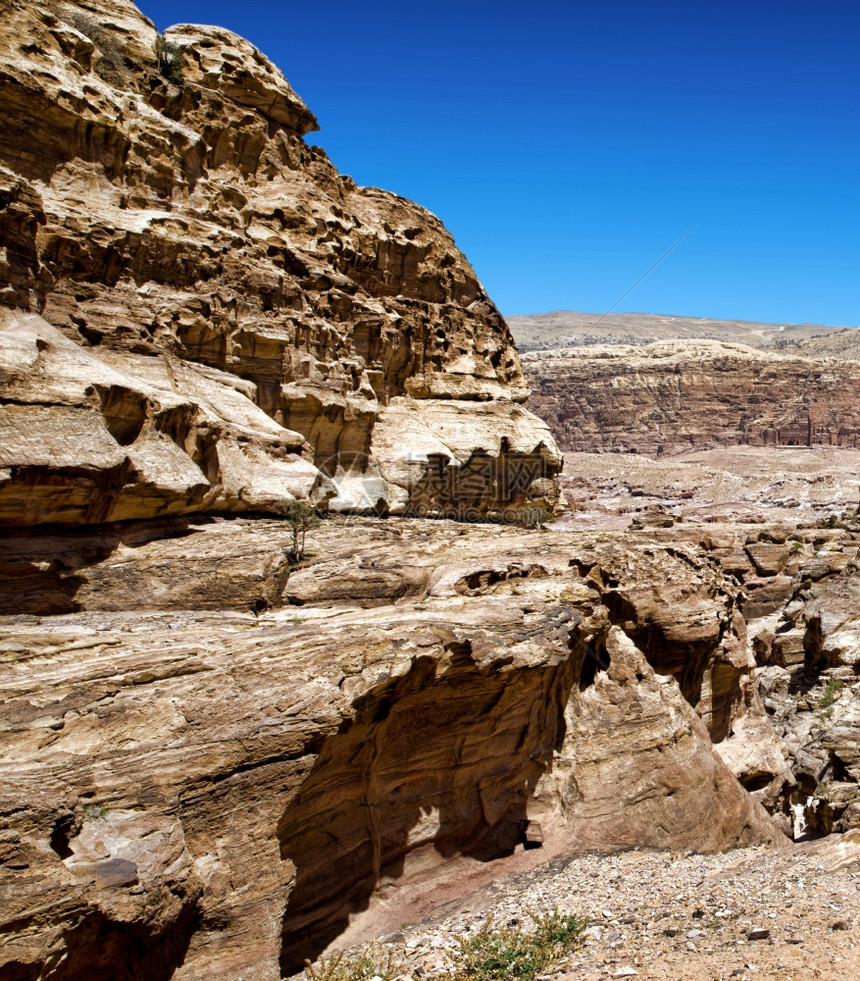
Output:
[521, 506, 555, 531]
[279, 500, 320, 564]
[155, 36, 184, 84]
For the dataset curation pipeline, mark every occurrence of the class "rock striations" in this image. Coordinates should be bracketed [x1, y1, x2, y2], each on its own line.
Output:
[0, 0, 561, 527]
[0, 5, 799, 981]
[0, 519, 783, 981]
[524, 341, 860, 456]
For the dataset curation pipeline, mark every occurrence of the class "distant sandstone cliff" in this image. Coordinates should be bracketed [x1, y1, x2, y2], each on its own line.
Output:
[0, 0, 561, 527]
[524, 340, 860, 455]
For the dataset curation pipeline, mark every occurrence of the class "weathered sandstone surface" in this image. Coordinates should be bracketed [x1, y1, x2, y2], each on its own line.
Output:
[0, 518, 783, 980]
[524, 341, 860, 455]
[554, 457, 860, 847]
[0, 0, 561, 527]
[5, 5, 851, 981]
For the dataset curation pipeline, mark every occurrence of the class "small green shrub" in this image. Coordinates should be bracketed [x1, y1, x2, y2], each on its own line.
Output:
[819, 514, 839, 529]
[819, 678, 845, 709]
[302, 911, 584, 981]
[303, 944, 404, 981]
[83, 803, 106, 821]
[155, 36, 184, 84]
[444, 910, 585, 981]
[521, 507, 555, 531]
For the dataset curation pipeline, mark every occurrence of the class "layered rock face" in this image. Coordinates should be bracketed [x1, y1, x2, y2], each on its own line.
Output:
[0, 518, 782, 981]
[594, 508, 860, 843]
[524, 341, 860, 455]
[734, 526, 860, 837]
[0, 0, 561, 526]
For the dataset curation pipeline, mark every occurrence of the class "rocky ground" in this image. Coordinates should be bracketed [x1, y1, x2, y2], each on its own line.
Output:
[283, 455, 860, 981]
[321, 833, 860, 981]
[4, 5, 859, 981]
[557, 447, 860, 529]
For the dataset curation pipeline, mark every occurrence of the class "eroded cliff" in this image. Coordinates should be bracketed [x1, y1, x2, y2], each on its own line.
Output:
[0, 6, 799, 981]
[0, 0, 561, 526]
[0, 518, 782, 981]
[524, 341, 860, 455]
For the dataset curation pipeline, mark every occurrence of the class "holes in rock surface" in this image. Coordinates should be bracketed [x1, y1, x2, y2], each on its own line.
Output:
[49, 814, 74, 860]
[830, 755, 852, 784]
[277, 646, 576, 975]
[578, 643, 610, 690]
[740, 772, 773, 793]
[95, 385, 147, 446]
[77, 323, 103, 346]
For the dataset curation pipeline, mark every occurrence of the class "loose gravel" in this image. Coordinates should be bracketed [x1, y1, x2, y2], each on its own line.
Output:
[338, 840, 860, 981]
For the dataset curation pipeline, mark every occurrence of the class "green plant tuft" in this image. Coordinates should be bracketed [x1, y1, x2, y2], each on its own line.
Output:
[301, 911, 584, 981]
[819, 678, 845, 709]
[303, 943, 404, 981]
[155, 36, 184, 84]
[443, 909, 585, 981]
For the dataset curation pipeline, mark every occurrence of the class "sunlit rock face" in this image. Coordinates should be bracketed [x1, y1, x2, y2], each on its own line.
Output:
[0, 518, 783, 980]
[0, 0, 562, 527]
[524, 340, 860, 456]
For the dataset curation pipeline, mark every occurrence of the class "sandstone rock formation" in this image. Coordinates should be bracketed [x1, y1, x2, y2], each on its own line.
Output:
[0, 0, 561, 526]
[524, 341, 860, 455]
[0, 6, 818, 981]
[0, 518, 783, 980]
[738, 527, 860, 837]
[554, 450, 860, 846]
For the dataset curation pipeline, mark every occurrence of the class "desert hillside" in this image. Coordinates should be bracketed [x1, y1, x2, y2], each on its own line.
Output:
[523, 339, 860, 455]
[507, 309, 851, 352]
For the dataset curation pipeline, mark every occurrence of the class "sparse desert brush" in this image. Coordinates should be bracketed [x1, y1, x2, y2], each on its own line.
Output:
[442, 909, 585, 981]
[819, 677, 846, 709]
[303, 943, 404, 981]
[521, 507, 555, 531]
[277, 499, 321, 564]
[155, 35, 184, 84]
[301, 910, 584, 981]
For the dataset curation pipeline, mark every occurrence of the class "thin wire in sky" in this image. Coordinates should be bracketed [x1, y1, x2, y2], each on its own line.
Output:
[591, 224, 698, 329]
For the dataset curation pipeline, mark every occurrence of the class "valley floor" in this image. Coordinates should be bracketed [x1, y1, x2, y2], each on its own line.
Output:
[315, 833, 860, 981]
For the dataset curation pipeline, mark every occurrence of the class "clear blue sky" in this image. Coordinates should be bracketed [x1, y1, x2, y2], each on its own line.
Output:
[141, 0, 859, 326]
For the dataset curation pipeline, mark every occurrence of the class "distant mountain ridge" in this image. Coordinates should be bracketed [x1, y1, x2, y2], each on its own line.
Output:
[507, 310, 856, 354]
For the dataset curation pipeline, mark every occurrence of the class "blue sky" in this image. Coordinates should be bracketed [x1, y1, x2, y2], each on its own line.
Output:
[141, 1, 859, 325]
